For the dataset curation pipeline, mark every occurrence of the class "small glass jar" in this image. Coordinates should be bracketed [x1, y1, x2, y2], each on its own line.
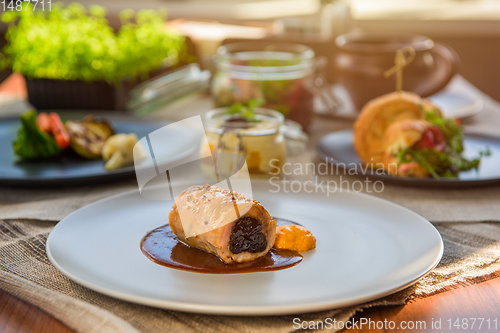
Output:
[211, 42, 316, 130]
[201, 107, 287, 178]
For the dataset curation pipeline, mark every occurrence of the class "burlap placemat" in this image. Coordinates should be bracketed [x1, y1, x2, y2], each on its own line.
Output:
[0, 180, 137, 221]
[0, 219, 499, 333]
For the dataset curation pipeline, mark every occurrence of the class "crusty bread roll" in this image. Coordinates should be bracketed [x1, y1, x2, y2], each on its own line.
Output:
[384, 119, 431, 156]
[383, 120, 431, 177]
[353, 91, 442, 178]
[354, 92, 426, 166]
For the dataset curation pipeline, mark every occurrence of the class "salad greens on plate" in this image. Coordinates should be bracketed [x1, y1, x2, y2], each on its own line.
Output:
[398, 108, 490, 179]
[13, 110, 61, 160]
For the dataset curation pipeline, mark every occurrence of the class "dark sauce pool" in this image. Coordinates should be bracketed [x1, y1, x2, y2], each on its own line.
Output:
[140, 218, 303, 274]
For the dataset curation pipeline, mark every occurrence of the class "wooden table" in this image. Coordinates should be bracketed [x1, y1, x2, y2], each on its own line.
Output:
[1, 278, 500, 333]
[1, 75, 499, 332]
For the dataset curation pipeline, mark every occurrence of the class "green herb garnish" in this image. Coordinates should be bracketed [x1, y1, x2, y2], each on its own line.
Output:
[397, 109, 490, 179]
[424, 109, 463, 151]
[225, 98, 265, 122]
[13, 110, 61, 160]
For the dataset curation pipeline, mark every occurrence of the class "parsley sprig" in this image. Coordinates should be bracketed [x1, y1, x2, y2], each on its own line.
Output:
[225, 98, 265, 122]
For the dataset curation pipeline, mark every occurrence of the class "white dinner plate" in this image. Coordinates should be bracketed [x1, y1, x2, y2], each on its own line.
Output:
[46, 180, 443, 315]
[429, 92, 483, 119]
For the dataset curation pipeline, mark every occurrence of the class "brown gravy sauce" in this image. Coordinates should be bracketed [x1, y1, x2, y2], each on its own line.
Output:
[140, 218, 303, 274]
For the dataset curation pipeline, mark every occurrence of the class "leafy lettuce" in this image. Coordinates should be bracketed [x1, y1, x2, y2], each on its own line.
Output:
[13, 110, 61, 160]
[397, 109, 489, 179]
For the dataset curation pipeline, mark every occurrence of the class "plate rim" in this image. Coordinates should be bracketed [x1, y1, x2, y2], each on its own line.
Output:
[429, 93, 484, 120]
[316, 129, 500, 188]
[46, 180, 444, 315]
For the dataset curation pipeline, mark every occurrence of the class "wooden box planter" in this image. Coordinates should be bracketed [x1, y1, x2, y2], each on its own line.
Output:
[22, 37, 195, 111]
[25, 78, 131, 111]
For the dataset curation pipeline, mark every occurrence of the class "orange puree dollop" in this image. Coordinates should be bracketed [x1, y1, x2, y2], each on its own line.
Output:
[273, 224, 316, 252]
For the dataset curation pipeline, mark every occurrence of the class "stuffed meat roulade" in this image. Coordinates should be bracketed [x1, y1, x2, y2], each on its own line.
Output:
[168, 184, 276, 264]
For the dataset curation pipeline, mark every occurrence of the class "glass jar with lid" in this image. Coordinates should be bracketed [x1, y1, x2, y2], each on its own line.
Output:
[211, 42, 316, 130]
[200, 107, 287, 179]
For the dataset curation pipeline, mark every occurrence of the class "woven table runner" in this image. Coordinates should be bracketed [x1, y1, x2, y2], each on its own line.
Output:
[1, 219, 499, 333]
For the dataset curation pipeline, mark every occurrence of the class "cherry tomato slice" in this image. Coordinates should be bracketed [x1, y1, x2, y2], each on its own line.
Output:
[414, 129, 435, 150]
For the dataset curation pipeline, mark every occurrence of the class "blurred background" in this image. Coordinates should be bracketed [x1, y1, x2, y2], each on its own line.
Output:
[0, 0, 499, 115]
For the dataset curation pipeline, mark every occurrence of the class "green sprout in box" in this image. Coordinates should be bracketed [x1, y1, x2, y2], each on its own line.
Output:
[0, 3, 187, 84]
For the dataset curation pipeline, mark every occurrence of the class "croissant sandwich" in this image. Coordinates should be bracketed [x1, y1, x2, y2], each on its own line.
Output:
[168, 184, 276, 264]
[354, 91, 487, 178]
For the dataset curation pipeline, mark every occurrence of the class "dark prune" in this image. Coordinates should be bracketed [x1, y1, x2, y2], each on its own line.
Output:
[229, 216, 267, 254]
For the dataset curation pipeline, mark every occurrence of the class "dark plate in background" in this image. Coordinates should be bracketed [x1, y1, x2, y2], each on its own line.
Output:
[316, 130, 500, 188]
[0, 112, 165, 187]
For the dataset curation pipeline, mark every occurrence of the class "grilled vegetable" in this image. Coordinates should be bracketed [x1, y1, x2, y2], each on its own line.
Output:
[36, 112, 51, 134]
[65, 116, 114, 159]
[13, 110, 61, 160]
[49, 113, 70, 149]
[102, 133, 145, 170]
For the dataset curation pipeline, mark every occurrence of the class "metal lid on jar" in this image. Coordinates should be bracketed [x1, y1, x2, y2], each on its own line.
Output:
[204, 107, 285, 136]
